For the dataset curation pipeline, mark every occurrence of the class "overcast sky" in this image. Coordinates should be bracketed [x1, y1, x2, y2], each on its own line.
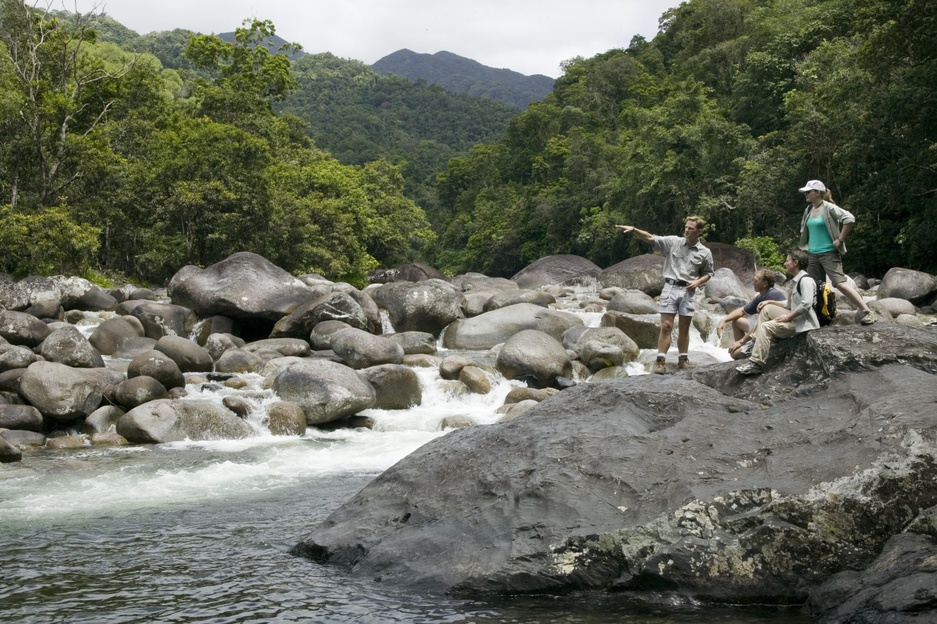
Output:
[70, 0, 684, 78]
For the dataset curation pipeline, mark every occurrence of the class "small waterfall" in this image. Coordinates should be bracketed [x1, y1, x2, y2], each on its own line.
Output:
[72, 310, 113, 339]
[379, 309, 396, 334]
[181, 373, 278, 436]
[189, 317, 212, 342]
[361, 366, 524, 432]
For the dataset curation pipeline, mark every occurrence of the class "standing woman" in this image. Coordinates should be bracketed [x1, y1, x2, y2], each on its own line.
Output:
[798, 180, 877, 325]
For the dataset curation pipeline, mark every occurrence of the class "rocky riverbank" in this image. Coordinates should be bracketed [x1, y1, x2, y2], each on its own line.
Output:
[293, 323, 937, 622]
[2, 251, 937, 622]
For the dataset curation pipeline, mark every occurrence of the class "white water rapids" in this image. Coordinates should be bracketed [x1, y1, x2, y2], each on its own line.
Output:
[0, 294, 817, 624]
[1, 294, 732, 525]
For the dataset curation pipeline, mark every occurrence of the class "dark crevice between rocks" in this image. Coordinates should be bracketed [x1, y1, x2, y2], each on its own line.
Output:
[230, 317, 276, 343]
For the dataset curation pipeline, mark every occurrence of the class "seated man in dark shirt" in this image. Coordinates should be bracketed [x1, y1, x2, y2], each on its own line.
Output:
[736, 250, 820, 376]
[717, 269, 786, 360]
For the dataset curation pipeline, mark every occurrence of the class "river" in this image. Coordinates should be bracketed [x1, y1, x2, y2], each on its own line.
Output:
[0, 299, 816, 623]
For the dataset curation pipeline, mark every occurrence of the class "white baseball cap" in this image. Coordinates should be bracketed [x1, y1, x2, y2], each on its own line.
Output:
[798, 180, 826, 193]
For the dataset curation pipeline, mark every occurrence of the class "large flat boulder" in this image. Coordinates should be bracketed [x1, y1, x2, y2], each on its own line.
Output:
[169, 252, 317, 320]
[117, 301, 197, 339]
[706, 242, 757, 287]
[116, 399, 254, 443]
[19, 361, 123, 421]
[0, 310, 52, 347]
[271, 359, 376, 425]
[368, 263, 449, 284]
[292, 325, 937, 608]
[599, 254, 664, 295]
[52, 276, 118, 311]
[442, 303, 583, 350]
[369, 279, 464, 336]
[511, 255, 601, 290]
[876, 267, 937, 305]
[270, 292, 371, 338]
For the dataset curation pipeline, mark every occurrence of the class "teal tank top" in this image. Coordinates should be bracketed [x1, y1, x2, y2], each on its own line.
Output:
[807, 214, 835, 253]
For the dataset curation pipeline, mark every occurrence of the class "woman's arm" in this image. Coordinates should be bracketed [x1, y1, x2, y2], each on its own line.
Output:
[833, 222, 853, 250]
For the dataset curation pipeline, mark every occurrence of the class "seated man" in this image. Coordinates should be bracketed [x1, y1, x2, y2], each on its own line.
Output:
[717, 269, 787, 360]
[736, 249, 820, 376]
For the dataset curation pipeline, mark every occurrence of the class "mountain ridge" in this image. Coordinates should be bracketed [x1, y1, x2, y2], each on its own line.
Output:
[371, 49, 554, 109]
[85, 12, 551, 110]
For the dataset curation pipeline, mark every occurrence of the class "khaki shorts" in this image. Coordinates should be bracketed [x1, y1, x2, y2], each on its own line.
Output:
[808, 251, 847, 286]
[659, 283, 697, 316]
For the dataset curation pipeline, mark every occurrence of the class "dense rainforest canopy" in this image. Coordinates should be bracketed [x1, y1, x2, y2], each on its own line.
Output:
[431, 0, 937, 277]
[0, 0, 934, 286]
[0, 2, 437, 284]
[274, 52, 518, 211]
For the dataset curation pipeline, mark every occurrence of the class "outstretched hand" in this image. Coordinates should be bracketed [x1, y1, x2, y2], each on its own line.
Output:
[615, 224, 634, 234]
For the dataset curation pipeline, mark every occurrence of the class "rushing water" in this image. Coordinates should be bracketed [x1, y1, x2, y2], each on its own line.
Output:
[0, 298, 816, 623]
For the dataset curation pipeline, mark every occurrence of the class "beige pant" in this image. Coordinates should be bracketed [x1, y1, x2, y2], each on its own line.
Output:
[750, 304, 797, 366]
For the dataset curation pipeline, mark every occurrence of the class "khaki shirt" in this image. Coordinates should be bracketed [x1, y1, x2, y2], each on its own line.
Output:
[653, 236, 714, 283]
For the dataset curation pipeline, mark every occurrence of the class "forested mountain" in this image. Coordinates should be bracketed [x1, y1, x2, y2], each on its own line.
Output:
[372, 49, 554, 109]
[0, 4, 519, 285]
[274, 53, 517, 222]
[427, 0, 937, 279]
[1, 0, 934, 287]
[0, 6, 435, 284]
[85, 15, 519, 234]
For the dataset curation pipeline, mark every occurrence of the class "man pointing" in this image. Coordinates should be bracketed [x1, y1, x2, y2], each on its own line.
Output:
[615, 217, 714, 373]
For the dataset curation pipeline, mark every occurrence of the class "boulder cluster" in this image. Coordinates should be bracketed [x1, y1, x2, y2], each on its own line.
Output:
[3, 250, 937, 620]
[3, 252, 936, 467]
[0, 253, 625, 460]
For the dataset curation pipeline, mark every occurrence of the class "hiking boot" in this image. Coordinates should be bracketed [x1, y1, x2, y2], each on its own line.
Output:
[653, 358, 666, 374]
[856, 309, 877, 326]
[736, 360, 763, 376]
[678, 355, 689, 370]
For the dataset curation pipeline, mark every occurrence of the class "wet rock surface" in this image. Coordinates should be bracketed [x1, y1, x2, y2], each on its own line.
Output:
[3, 252, 937, 622]
[294, 324, 937, 622]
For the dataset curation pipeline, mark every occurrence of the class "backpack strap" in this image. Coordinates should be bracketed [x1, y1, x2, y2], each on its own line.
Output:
[795, 275, 817, 304]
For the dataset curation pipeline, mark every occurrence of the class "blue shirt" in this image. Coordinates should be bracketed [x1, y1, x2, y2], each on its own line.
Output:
[806, 215, 835, 254]
[743, 286, 786, 316]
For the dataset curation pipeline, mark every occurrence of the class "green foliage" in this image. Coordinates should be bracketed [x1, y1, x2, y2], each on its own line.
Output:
[52, 10, 139, 47]
[276, 52, 517, 220]
[185, 19, 299, 101]
[130, 29, 199, 70]
[2, 0, 935, 286]
[183, 19, 300, 130]
[427, 0, 937, 277]
[357, 159, 436, 267]
[0, 0, 144, 210]
[733, 236, 787, 271]
[260, 151, 376, 279]
[82, 269, 115, 288]
[0, 204, 100, 276]
[0, 5, 438, 285]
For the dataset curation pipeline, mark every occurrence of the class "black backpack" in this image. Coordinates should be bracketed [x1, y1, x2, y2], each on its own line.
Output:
[797, 278, 837, 326]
